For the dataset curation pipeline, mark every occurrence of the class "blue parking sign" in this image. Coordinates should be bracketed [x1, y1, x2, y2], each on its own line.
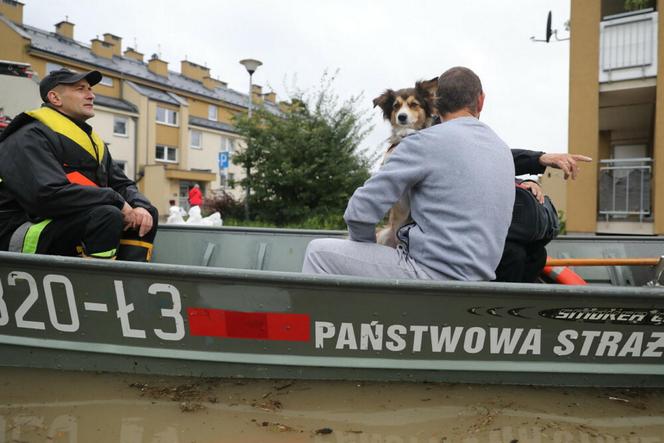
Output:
[218, 151, 229, 169]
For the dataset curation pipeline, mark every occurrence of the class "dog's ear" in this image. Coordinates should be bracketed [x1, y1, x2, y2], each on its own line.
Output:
[415, 77, 438, 115]
[373, 90, 395, 120]
[416, 77, 438, 97]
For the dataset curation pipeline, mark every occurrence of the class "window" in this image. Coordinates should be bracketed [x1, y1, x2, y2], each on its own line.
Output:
[45, 62, 63, 74]
[99, 76, 114, 87]
[113, 116, 128, 136]
[156, 145, 178, 162]
[156, 106, 178, 125]
[113, 160, 126, 173]
[221, 136, 234, 153]
[208, 104, 217, 121]
[190, 129, 202, 149]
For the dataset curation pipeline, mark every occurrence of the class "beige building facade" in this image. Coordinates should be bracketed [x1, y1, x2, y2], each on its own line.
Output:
[567, 0, 662, 235]
[0, 0, 280, 215]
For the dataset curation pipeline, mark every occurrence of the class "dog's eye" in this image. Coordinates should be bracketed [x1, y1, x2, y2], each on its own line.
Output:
[409, 102, 420, 108]
[392, 102, 400, 109]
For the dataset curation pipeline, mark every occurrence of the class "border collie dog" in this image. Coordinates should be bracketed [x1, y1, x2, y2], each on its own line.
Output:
[372, 77, 438, 248]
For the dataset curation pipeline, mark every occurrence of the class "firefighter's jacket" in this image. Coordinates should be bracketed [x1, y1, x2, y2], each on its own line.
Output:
[0, 106, 152, 249]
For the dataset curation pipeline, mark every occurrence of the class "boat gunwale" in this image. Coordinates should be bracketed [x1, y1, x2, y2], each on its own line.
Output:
[1, 251, 663, 300]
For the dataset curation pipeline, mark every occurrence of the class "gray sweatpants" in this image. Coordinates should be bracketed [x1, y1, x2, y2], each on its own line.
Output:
[301, 238, 434, 280]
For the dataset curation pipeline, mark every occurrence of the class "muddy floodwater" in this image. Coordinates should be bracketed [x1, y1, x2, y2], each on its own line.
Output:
[1, 367, 664, 443]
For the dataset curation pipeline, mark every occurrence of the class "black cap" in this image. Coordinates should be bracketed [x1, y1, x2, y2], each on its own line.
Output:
[39, 68, 102, 102]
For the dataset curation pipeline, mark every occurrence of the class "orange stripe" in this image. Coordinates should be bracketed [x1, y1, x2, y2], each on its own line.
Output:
[66, 171, 98, 187]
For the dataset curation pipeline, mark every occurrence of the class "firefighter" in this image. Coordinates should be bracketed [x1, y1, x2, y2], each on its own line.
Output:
[0, 68, 158, 261]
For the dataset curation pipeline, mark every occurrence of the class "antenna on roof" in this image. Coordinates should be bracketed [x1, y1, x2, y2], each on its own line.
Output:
[530, 10, 569, 43]
[157, 44, 162, 58]
[65, 15, 69, 22]
[133, 37, 138, 50]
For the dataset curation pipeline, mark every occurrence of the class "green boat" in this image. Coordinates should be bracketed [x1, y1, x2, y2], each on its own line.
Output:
[0, 225, 663, 387]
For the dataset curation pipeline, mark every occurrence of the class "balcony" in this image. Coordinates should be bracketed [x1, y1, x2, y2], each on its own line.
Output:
[598, 157, 652, 225]
[599, 9, 658, 83]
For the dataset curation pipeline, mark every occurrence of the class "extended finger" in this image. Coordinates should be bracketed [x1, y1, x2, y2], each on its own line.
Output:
[572, 154, 592, 162]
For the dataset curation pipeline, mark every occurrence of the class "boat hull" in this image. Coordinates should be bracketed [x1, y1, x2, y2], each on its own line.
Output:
[1, 228, 664, 386]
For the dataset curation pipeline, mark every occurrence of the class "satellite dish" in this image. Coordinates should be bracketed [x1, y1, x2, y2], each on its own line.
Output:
[530, 9, 569, 43]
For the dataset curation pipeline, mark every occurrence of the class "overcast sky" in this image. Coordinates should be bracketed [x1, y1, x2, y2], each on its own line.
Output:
[25, 0, 572, 161]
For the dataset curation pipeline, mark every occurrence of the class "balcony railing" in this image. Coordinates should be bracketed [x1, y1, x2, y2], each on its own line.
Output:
[598, 157, 652, 221]
[600, 9, 658, 83]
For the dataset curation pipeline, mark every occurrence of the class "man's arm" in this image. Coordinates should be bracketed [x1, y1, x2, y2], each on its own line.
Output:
[512, 149, 546, 176]
[107, 155, 152, 209]
[344, 135, 427, 242]
[538, 152, 593, 180]
[511, 149, 592, 179]
[0, 126, 125, 218]
[106, 152, 154, 237]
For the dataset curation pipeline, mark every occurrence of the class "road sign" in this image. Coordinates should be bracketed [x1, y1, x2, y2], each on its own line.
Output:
[218, 151, 229, 169]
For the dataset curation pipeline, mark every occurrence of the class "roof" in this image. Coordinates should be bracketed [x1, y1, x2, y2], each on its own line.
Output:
[126, 81, 182, 106]
[11, 18, 281, 114]
[94, 94, 137, 113]
[189, 116, 237, 134]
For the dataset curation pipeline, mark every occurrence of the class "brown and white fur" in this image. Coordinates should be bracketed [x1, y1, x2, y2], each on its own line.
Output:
[373, 77, 438, 248]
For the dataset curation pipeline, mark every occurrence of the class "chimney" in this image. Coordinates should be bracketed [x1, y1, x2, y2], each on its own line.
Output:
[180, 60, 210, 82]
[148, 54, 168, 77]
[251, 84, 263, 104]
[91, 38, 114, 59]
[263, 91, 277, 104]
[124, 47, 144, 62]
[278, 101, 290, 113]
[0, 0, 23, 25]
[55, 20, 74, 39]
[103, 33, 122, 57]
[203, 76, 227, 90]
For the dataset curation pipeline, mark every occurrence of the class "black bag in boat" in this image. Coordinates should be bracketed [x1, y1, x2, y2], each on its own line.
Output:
[507, 185, 560, 245]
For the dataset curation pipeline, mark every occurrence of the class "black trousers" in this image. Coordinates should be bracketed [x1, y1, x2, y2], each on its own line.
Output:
[494, 240, 548, 283]
[10, 205, 158, 262]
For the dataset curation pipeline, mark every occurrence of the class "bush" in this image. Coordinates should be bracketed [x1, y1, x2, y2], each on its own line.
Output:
[557, 210, 566, 235]
[202, 190, 244, 219]
[224, 213, 346, 230]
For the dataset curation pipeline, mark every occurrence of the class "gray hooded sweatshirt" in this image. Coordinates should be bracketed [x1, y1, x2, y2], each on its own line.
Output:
[344, 116, 515, 281]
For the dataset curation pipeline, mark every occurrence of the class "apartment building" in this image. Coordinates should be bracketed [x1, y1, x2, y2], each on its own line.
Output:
[0, 0, 279, 213]
[567, 0, 662, 235]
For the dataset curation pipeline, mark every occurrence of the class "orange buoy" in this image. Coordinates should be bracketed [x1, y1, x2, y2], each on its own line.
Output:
[541, 263, 587, 285]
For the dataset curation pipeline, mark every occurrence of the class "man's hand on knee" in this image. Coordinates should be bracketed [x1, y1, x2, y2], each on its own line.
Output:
[131, 207, 154, 237]
[121, 202, 135, 229]
[120, 203, 153, 237]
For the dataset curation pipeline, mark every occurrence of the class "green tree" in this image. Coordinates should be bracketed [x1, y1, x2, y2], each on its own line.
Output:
[232, 73, 374, 227]
[624, 0, 653, 11]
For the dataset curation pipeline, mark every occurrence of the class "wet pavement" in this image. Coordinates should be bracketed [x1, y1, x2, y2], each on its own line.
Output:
[1, 367, 664, 442]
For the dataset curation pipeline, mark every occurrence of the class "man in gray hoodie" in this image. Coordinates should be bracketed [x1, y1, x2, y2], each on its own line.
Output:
[302, 67, 515, 281]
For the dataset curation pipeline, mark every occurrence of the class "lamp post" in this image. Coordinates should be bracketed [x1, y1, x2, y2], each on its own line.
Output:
[239, 58, 262, 220]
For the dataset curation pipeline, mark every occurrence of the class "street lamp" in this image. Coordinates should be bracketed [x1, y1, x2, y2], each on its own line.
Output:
[239, 58, 262, 220]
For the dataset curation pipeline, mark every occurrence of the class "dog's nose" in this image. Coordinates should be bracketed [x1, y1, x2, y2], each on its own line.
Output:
[397, 113, 407, 123]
